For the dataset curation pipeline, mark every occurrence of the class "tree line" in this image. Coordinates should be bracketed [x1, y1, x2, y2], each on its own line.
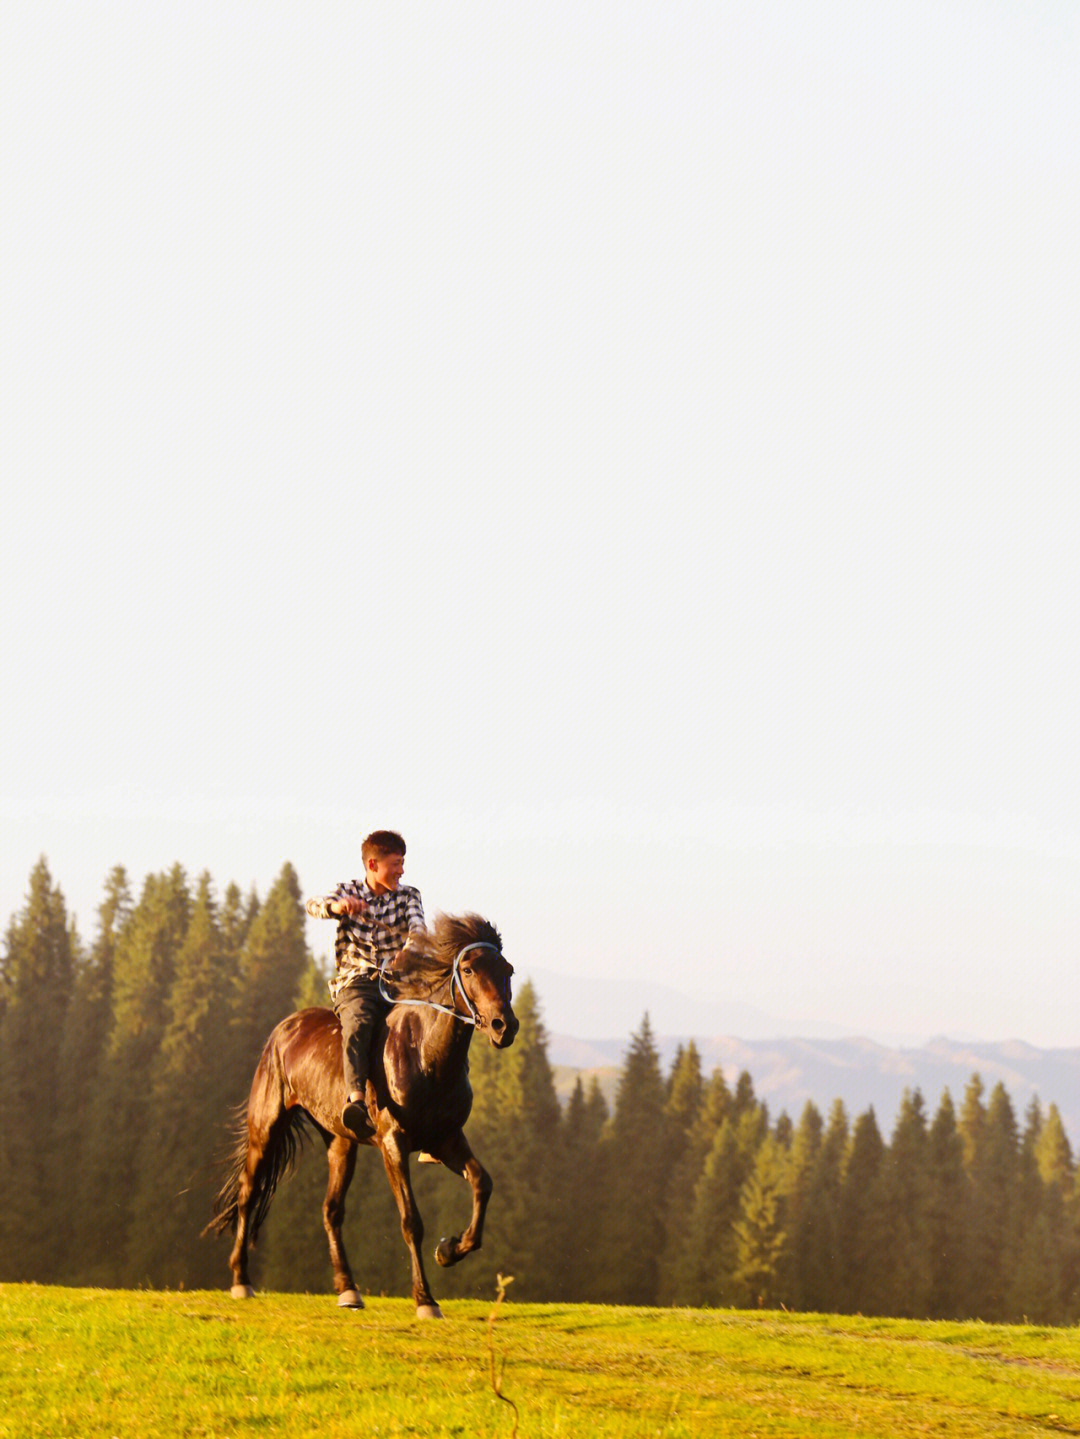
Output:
[2, 857, 1078, 1323]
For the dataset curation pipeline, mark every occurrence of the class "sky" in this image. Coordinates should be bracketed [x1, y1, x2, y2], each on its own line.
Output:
[3, 1, 1078, 1048]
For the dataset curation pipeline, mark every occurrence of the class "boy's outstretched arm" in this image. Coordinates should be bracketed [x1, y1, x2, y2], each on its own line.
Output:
[305, 890, 368, 919]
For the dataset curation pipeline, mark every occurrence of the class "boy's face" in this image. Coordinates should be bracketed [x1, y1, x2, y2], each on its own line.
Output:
[366, 850, 405, 893]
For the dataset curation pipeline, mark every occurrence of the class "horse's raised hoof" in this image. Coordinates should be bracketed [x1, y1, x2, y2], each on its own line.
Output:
[230, 1284, 256, 1299]
[337, 1290, 365, 1309]
[435, 1237, 458, 1267]
[416, 1303, 444, 1319]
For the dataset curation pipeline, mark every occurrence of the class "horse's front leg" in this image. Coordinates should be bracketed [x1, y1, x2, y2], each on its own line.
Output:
[378, 1130, 441, 1318]
[431, 1128, 493, 1269]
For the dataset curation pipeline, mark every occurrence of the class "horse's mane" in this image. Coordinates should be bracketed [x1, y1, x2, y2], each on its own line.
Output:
[383, 913, 504, 999]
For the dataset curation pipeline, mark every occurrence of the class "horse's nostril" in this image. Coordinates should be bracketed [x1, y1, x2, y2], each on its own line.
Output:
[490, 1016, 505, 1033]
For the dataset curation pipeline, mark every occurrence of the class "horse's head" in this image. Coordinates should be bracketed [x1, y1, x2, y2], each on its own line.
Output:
[396, 914, 519, 1047]
[456, 938, 518, 1048]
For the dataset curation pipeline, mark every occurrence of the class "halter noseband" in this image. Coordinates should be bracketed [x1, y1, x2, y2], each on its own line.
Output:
[377, 941, 504, 1026]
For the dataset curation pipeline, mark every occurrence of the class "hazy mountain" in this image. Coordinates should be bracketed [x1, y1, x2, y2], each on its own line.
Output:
[523, 963, 931, 1047]
[547, 1031, 1080, 1149]
[524, 963, 805, 1043]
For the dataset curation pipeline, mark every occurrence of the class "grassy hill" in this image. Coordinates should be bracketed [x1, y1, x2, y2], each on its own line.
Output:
[2, 1285, 1078, 1438]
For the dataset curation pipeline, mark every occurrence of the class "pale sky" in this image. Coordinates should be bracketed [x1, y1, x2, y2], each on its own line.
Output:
[3, 2, 1078, 1047]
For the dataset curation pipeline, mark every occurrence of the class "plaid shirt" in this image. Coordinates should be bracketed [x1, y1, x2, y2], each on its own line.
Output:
[306, 879, 426, 999]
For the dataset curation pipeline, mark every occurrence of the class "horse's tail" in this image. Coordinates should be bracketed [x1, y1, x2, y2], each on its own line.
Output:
[202, 1032, 311, 1243]
[202, 1103, 255, 1238]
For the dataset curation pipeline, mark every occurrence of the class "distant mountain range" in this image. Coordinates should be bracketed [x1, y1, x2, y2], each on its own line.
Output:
[546, 1032, 1080, 1149]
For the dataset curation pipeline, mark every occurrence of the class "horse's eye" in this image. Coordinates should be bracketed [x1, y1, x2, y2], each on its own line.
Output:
[462, 966, 473, 976]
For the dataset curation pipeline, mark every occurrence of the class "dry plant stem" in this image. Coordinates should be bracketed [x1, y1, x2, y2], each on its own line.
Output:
[487, 1273, 519, 1438]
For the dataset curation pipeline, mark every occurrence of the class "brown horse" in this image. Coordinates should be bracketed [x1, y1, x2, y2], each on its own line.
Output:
[205, 913, 517, 1317]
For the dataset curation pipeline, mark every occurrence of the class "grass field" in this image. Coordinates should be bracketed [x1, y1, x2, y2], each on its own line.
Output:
[2, 1285, 1079, 1438]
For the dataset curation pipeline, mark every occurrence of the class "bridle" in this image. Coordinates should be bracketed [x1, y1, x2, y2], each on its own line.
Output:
[377, 941, 507, 1027]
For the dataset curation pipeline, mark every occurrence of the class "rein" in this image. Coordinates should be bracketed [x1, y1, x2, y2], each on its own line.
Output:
[377, 941, 502, 1027]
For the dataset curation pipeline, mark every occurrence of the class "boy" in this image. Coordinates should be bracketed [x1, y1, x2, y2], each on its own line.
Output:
[306, 830, 426, 1134]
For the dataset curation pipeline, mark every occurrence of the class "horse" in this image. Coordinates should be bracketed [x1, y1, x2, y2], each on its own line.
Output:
[205, 913, 518, 1318]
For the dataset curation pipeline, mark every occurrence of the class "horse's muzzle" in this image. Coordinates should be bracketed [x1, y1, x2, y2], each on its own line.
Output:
[485, 1012, 518, 1048]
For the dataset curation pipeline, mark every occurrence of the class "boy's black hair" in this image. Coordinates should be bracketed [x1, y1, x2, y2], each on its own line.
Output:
[362, 830, 407, 864]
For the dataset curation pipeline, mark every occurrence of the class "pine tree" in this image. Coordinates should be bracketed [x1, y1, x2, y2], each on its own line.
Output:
[1035, 1103, 1073, 1190]
[511, 987, 568, 1300]
[1017, 1097, 1045, 1236]
[731, 1133, 789, 1308]
[926, 1089, 968, 1319]
[294, 954, 331, 1011]
[837, 1107, 885, 1314]
[658, 1065, 731, 1304]
[220, 882, 257, 967]
[957, 1073, 987, 1173]
[83, 865, 191, 1282]
[1010, 1210, 1062, 1324]
[663, 1042, 703, 1174]
[681, 1117, 744, 1305]
[231, 863, 308, 1072]
[968, 1081, 1021, 1320]
[783, 1101, 824, 1307]
[1065, 1158, 1080, 1321]
[794, 1099, 848, 1314]
[732, 1070, 758, 1122]
[603, 1015, 668, 1304]
[1010, 1101, 1074, 1324]
[129, 873, 233, 1286]
[551, 1075, 610, 1300]
[0, 859, 78, 1279]
[872, 1089, 932, 1317]
[487, 982, 562, 1299]
[773, 1111, 793, 1150]
[57, 867, 131, 1282]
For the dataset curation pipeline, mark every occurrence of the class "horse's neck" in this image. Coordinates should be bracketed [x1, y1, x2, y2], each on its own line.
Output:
[388, 987, 473, 1075]
[421, 1005, 474, 1071]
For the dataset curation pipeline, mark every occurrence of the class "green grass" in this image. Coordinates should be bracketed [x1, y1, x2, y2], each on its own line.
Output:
[2, 1285, 1079, 1438]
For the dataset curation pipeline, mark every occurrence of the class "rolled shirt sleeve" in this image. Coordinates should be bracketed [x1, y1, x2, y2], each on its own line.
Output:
[404, 887, 426, 933]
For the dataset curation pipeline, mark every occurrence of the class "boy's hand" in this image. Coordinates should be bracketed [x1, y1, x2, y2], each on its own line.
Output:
[331, 896, 368, 917]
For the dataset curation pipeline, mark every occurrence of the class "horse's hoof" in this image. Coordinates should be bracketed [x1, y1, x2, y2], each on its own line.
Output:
[230, 1284, 256, 1299]
[435, 1238, 457, 1267]
[337, 1290, 364, 1309]
[415, 1303, 444, 1319]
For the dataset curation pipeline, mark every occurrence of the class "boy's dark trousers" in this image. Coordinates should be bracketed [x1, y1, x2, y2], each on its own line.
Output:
[333, 972, 389, 1095]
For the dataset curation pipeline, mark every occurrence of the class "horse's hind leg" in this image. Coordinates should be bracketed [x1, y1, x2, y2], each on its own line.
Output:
[323, 1135, 363, 1307]
[228, 1128, 266, 1296]
[431, 1129, 492, 1269]
[227, 1068, 291, 1297]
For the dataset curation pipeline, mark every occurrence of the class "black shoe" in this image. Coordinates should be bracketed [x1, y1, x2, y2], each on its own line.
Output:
[342, 1098, 367, 1134]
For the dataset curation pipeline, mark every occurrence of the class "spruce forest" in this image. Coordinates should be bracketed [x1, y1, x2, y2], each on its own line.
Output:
[2, 857, 1078, 1324]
